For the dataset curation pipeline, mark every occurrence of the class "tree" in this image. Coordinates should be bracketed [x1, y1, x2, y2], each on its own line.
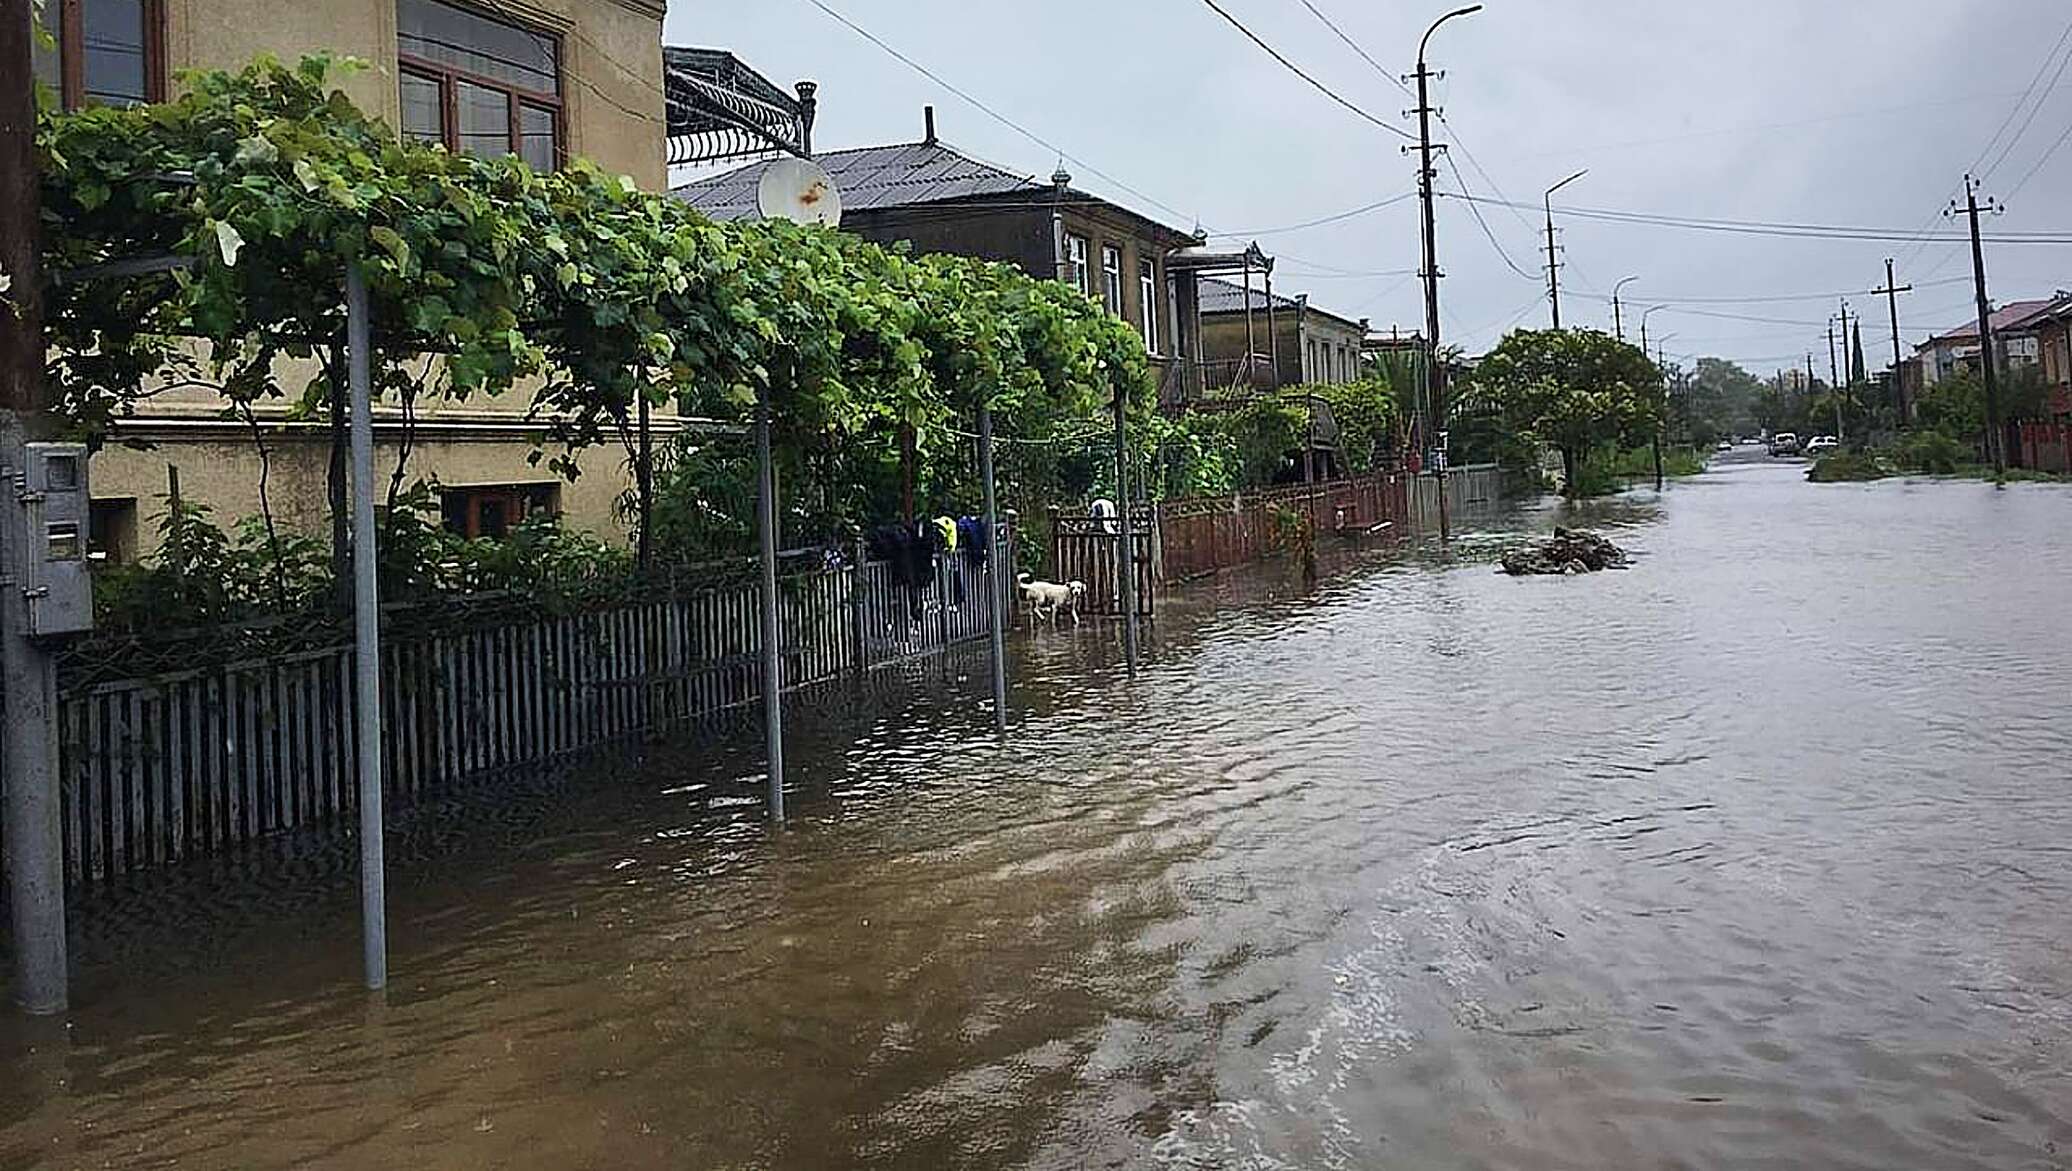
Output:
[1463, 329, 1662, 496]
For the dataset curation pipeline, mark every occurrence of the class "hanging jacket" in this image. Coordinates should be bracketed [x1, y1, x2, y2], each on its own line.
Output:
[956, 517, 989, 566]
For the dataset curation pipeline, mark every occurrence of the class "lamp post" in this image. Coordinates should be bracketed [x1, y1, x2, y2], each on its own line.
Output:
[1612, 276, 1640, 342]
[1414, 3, 1482, 542]
[1544, 169, 1588, 329]
[1640, 305, 1667, 356]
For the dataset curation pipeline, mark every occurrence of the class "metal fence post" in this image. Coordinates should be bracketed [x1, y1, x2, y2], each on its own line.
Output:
[1112, 393, 1140, 673]
[345, 265, 387, 991]
[979, 404, 1008, 733]
[755, 385, 784, 822]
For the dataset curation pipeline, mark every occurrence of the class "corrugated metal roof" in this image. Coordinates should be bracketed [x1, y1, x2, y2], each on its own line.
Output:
[1198, 277, 1300, 316]
[672, 140, 1042, 221]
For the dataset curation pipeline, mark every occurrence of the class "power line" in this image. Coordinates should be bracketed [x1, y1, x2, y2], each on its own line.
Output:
[1209, 190, 1416, 237]
[1973, 16, 2072, 181]
[1898, 16, 2072, 275]
[1980, 36, 2072, 182]
[1439, 157, 1541, 282]
[794, 0, 1200, 226]
[1294, 0, 1413, 100]
[1445, 193, 2072, 244]
[1578, 276, 1975, 307]
[1196, 0, 1414, 141]
[2007, 114, 2072, 200]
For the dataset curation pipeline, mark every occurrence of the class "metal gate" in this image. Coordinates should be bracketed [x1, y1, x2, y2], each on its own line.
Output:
[1048, 509, 1155, 619]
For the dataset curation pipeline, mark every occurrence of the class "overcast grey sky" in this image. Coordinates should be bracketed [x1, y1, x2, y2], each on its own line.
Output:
[667, 0, 2072, 377]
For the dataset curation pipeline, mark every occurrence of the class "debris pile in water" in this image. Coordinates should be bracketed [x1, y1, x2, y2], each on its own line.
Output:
[1500, 527, 1629, 576]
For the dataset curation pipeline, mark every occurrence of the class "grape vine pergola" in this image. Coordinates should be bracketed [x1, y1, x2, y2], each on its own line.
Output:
[32, 56, 1155, 994]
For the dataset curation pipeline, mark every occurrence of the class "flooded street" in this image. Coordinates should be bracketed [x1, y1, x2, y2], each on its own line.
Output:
[6, 457, 2072, 1169]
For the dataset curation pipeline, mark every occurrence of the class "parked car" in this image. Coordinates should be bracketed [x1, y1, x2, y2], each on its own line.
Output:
[1805, 436, 1840, 456]
[1770, 432, 1801, 456]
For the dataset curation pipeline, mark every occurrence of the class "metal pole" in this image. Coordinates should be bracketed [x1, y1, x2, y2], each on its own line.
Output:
[1242, 263, 1256, 383]
[344, 265, 387, 992]
[636, 392, 653, 568]
[755, 385, 785, 820]
[1, 0, 66, 1016]
[978, 404, 1008, 734]
[1264, 266, 1280, 387]
[1112, 391, 1140, 673]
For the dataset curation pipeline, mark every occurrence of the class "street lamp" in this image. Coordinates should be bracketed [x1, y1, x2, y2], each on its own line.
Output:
[1415, 4, 1481, 544]
[1640, 304, 1668, 355]
[1544, 168, 1588, 329]
[1612, 276, 1640, 341]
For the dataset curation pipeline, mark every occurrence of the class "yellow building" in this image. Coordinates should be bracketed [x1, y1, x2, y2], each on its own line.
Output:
[35, 0, 675, 559]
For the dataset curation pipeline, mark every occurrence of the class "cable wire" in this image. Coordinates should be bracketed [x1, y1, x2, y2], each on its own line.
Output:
[1196, 0, 1414, 140]
[795, 0, 1200, 226]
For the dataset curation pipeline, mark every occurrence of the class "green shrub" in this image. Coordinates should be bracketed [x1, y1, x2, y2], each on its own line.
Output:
[1897, 430, 1967, 475]
[1806, 452, 1891, 482]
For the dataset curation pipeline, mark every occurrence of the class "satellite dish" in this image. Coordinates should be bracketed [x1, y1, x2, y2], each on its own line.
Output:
[757, 157, 843, 227]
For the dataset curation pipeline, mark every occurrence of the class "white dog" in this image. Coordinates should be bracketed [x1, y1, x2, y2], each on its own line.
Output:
[1017, 573, 1087, 628]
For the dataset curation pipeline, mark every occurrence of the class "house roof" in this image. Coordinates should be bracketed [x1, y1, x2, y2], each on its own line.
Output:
[1197, 278, 1368, 333]
[672, 139, 1043, 221]
[1925, 298, 2060, 347]
[1198, 277, 1300, 315]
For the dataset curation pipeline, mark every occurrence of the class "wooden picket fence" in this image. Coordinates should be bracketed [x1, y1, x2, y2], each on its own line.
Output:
[45, 536, 1011, 888]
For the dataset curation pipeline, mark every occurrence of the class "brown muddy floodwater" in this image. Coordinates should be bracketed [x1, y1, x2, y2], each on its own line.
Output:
[5, 455, 2072, 1169]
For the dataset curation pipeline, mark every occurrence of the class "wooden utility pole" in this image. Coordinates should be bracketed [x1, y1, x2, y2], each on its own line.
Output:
[1871, 259, 1913, 422]
[1, 0, 69, 1015]
[1952, 176, 2007, 477]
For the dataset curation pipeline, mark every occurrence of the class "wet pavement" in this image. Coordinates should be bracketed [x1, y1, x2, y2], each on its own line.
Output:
[5, 456, 2072, 1169]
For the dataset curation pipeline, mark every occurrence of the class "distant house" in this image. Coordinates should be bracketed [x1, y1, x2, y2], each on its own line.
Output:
[2029, 297, 2072, 420]
[1914, 298, 2059, 386]
[672, 109, 1207, 404]
[1195, 279, 1370, 393]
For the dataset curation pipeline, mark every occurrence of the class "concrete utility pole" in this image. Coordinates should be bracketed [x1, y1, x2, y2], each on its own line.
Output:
[1411, 4, 1481, 543]
[1, 0, 69, 1016]
[1827, 321, 1840, 404]
[344, 267, 387, 991]
[1835, 300, 1853, 443]
[1871, 258, 1913, 421]
[1952, 176, 2007, 477]
[1544, 169, 1587, 329]
[1612, 275, 1639, 341]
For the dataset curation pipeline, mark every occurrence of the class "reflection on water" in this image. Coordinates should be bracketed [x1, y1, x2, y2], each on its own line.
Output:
[5, 459, 2072, 1169]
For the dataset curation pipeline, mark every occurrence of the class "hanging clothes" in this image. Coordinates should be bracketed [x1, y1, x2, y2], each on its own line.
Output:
[956, 517, 989, 567]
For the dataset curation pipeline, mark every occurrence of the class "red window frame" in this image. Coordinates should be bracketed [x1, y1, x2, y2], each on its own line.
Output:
[55, 0, 167, 111]
[397, 0, 565, 168]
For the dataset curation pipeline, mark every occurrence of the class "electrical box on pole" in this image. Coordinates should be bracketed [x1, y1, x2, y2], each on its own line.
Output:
[14, 443, 95, 638]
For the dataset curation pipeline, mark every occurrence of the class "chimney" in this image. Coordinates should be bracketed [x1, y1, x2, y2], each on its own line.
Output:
[923, 105, 936, 145]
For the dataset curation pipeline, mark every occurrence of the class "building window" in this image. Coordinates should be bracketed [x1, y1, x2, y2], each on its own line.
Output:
[1306, 337, 1317, 382]
[34, 0, 166, 110]
[1101, 245, 1123, 315]
[88, 497, 138, 566]
[1064, 233, 1090, 297]
[1138, 260, 1160, 354]
[397, 0, 563, 169]
[440, 482, 560, 540]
